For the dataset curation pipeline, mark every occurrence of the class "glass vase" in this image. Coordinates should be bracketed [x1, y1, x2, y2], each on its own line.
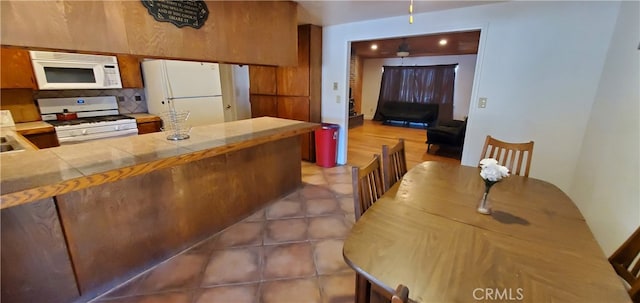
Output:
[477, 180, 497, 215]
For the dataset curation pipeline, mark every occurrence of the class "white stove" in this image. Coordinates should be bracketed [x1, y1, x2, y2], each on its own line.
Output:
[38, 96, 138, 145]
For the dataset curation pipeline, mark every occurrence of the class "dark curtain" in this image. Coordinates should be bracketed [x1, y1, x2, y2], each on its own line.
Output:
[373, 64, 457, 122]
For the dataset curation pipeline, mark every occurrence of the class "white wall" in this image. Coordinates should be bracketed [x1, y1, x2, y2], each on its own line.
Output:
[360, 55, 477, 120]
[322, 1, 619, 192]
[569, 1, 640, 255]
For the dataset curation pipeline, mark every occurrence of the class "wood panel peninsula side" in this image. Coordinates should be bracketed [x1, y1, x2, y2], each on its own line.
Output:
[0, 117, 318, 303]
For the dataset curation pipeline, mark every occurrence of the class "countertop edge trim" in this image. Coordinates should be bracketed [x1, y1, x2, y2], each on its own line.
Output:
[1, 123, 319, 209]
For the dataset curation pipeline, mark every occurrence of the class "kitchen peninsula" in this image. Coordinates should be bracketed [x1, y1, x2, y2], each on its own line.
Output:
[0, 117, 318, 303]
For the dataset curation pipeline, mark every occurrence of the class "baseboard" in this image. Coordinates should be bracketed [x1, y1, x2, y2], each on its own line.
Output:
[349, 114, 364, 128]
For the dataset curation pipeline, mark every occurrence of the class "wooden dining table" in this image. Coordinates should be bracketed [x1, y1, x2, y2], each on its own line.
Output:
[343, 161, 630, 303]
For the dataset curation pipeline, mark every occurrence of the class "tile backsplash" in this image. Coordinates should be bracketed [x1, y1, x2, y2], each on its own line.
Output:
[34, 89, 148, 114]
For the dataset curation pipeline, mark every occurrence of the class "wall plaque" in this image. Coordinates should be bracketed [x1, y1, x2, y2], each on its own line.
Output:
[141, 0, 209, 29]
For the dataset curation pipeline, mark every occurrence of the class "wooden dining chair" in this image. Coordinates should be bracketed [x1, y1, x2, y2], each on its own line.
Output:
[382, 138, 408, 191]
[480, 135, 534, 177]
[609, 226, 640, 302]
[364, 283, 410, 303]
[391, 284, 410, 303]
[630, 279, 640, 303]
[351, 154, 385, 303]
[352, 154, 385, 221]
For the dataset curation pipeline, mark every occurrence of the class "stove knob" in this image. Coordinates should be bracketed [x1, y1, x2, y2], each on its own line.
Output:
[82, 129, 88, 135]
[114, 125, 120, 131]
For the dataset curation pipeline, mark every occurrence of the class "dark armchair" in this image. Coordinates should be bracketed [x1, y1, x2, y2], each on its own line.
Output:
[425, 117, 468, 152]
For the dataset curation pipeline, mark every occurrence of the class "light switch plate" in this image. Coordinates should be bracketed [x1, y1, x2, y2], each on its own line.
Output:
[478, 97, 487, 108]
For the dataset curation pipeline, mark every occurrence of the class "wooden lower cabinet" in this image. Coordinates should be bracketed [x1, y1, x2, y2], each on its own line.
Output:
[22, 131, 59, 148]
[137, 120, 162, 134]
[250, 95, 316, 161]
[277, 96, 310, 121]
[250, 95, 278, 118]
[1, 198, 79, 303]
[277, 96, 314, 161]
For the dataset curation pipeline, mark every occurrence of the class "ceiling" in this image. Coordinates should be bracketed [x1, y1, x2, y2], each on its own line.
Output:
[351, 30, 481, 58]
[295, 1, 502, 27]
[295, 1, 491, 59]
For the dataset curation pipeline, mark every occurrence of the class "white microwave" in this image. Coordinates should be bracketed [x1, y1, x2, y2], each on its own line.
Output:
[30, 51, 123, 90]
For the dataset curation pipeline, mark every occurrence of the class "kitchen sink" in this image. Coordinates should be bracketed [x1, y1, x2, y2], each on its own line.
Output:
[0, 136, 25, 154]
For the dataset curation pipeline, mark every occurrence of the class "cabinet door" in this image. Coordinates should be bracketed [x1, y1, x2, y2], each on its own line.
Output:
[1, 47, 36, 89]
[249, 65, 277, 95]
[250, 95, 277, 118]
[278, 96, 313, 161]
[22, 132, 60, 149]
[137, 121, 162, 134]
[117, 54, 143, 88]
[276, 25, 310, 96]
[277, 96, 310, 121]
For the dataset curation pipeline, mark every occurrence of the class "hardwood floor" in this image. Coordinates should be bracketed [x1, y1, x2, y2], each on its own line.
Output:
[347, 120, 461, 170]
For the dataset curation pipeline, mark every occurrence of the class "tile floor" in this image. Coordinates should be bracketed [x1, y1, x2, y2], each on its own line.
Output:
[94, 162, 357, 303]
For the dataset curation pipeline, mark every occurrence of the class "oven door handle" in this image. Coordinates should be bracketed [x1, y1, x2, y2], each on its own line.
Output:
[57, 129, 139, 144]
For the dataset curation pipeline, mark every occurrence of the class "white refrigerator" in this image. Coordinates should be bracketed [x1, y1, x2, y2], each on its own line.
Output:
[142, 59, 225, 127]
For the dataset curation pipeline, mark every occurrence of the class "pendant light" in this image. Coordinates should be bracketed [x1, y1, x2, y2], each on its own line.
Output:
[396, 38, 410, 57]
[409, 0, 414, 24]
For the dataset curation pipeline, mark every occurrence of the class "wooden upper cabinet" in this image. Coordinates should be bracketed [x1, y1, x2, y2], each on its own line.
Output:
[277, 26, 311, 97]
[117, 54, 143, 88]
[1, 47, 36, 89]
[249, 66, 277, 95]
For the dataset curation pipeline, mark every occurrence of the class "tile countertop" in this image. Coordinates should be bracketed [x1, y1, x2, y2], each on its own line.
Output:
[12, 114, 162, 135]
[0, 127, 39, 151]
[0, 117, 319, 209]
[126, 113, 162, 123]
[14, 121, 55, 135]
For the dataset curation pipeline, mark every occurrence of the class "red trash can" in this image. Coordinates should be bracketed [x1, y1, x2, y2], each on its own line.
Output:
[315, 123, 339, 167]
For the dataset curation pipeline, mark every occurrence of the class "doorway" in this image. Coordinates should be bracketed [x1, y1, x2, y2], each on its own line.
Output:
[347, 30, 480, 162]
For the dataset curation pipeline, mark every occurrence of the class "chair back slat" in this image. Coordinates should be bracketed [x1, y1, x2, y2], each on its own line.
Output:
[352, 154, 385, 221]
[630, 279, 640, 303]
[610, 227, 640, 281]
[610, 227, 640, 302]
[480, 135, 534, 177]
[391, 284, 410, 303]
[382, 139, 408, 191]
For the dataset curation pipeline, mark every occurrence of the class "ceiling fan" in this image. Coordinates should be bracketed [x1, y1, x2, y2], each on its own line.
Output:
[396, 38, 410, 57]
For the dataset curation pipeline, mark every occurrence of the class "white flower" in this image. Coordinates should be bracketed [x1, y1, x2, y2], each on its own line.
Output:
[479, 158, 510, 181]
[479, 158, 498, 167]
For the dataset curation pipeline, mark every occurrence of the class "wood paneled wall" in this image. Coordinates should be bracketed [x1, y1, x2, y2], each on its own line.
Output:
[350, 55, 364, 114]
[55, 136, 301, 300]
[0, 1, 298, 66]
[1, 198, 79, 303]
